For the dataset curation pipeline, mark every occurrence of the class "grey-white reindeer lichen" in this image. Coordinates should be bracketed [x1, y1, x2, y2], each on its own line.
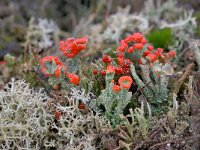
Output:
[0, 78, 112, 149]
[164, 11, 196, 57]
[160, 11, 196, 29]
[103, 6, 148, 43]
[53, 99, 112, 149]
[118, 106, 149, 149]
[144, 0, 182, 24]
[23, 17, 59, 52]
[190, 40, 200, 70]
[70, 87, 95, 104]
[144, 0, 196, 57]
[0, 78, 54, 150]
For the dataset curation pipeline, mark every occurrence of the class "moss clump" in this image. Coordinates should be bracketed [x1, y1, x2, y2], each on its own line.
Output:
[147, 28, 174, 49]
[24, 72, 41, 88]
[194, 11, 200, 37]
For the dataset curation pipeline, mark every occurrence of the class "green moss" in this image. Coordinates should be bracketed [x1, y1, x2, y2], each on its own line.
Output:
[3, 35, 14, 43]
[4, 54, 16, 68]
[194, 11, 200, 22]
[147, 28, 174, 50]
[194, 12, 200, 37]
[24, 72, 40, 87]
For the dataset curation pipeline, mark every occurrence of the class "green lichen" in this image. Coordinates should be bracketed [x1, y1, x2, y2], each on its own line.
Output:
[91, 73, 132, 127]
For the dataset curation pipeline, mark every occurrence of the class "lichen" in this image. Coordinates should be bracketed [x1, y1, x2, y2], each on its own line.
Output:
[0, 78, 53, 149]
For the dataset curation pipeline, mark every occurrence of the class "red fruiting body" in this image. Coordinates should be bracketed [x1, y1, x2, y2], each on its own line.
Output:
[123, 68, 130, 74]
[138, 58, 143, 65]
[146, 54, 157, 62]
[60, 37, 87, 58]
[75, 37, 87, 44]
[53, 85, 59, 90]
[55, 111, 61, 120]
[117, 53, 124, 58]
[153, 51, 160, 57]
[102, 55, 112, 63]
[134, 43, 143, 50]
[124, 35, 133, 43]
[106, 65, 115, 73]
[115, 67, 123, 75]
[0, 60, 7, 66]
[100, 70, 106, 76]
[55, 67, 60, 78]
[132, 32, 143, 42]
[78, 103, 85, 110]
[116, 40, 128, 52]
[97, 32, 176, 79]
[157, 48, 164, 53]
[117, 56, 124, 65]
[112, 85, 121, 93]
[40, 56, 62, 77]
[147, 45, 154, 51]
[124, 32, 143, 43]
[141, 39, 147, 45]
[118, 76, 133, 89]
[93, 70, 98, 75]
[157, 73, 161, 77]
[122, 59, 131, 68]
[143, 50, 151, 57]
[40, 56, 61, 66]
[127, 46, 135, 53]
[167, 50, 176, 58]
[55, 65, 67, 78]
[41, 67, 52, 77]
[67, 73, 80, 85]
[138, 58, 147, 65]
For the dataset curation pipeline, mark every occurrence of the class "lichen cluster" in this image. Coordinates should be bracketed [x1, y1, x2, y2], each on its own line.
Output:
[1, 0, 200, 149]
[0, 78, 53, 149]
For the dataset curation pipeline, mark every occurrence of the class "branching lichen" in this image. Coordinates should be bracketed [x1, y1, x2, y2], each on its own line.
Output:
[51, 98, 112, 149]
[190, 40, 200, 70]
[0, 78, 54, 149]
[91, 73, 132, 127]
[23, 17, 59, 52]
[130, 63, 173, 111]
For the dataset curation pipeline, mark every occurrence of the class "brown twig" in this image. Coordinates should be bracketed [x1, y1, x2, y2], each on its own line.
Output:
[133, 125, 163, 150]
[172, 63, 194, 95]
[73, 0, 105, 35]
[105, 0, 113, 19]
[149, 134, 200, 150]
[24, 45, 27, 64]
[92, 128, 120, 139]
[133, 81, 152, 96]
[179, 47, 189, 58]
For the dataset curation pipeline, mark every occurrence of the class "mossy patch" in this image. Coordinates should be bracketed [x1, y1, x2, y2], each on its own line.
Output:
[147, 28, 174, 50]
[194, 11, 200, 37]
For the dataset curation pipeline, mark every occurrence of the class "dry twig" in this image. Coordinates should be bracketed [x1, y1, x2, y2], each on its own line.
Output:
[149, 134, 200, 150]
[172, 63, 194, 95]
